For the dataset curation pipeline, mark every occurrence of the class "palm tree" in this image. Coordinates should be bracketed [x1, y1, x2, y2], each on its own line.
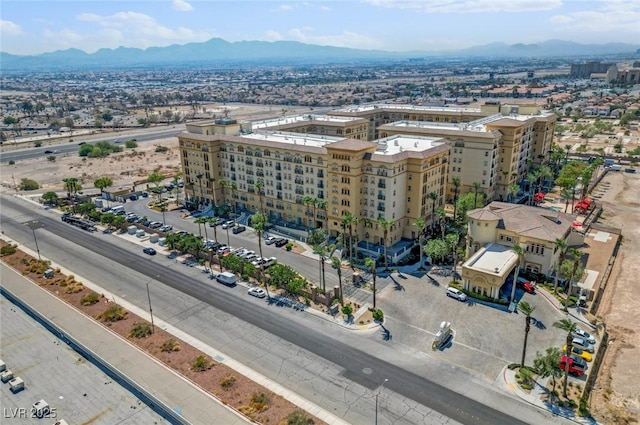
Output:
[414, 217, 427, 271]
[517, 301, 536, 367]
[147, 172, 165, 201]
[317, 200, 328, 234]
[526, 171, 538, 206]
[565, 247, 583, 312]
[331, 256, 344, 304]
[507, 183, 519, 203]
[341, 213, 356, 265]
[553, 238, 568, 294]
[250, 212, 270, 299]
[510, 244, 524, 304]
[63, 177, 81, 214]
[362, 217, 373, 252]
[428, 191, 438, 234]
[561, 184, 573, 213]
[195, 216, 208, 239]
[315, 243, 328, 292]
[472, 182, 481, 208]
[218, 179, 228, 207]
[537, 165, 553, 193]
[365, 257, 377, 309]
[378, 218, 393, 271]
[553, 318, 579, 398]
[229, 182, 238, 214]
[563, 144, 572, 167]
[446, 232, 460, 283]
[451, 177, 461, 223]
[93, 176, 113, 206]
[436, 207, 447, 240]
[302, 196, 315, 231]
[254, 181, 265, 213]
[209, 177, 218, 211]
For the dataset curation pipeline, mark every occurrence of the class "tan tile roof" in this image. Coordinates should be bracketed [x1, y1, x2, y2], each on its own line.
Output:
[469, 201, 574, 242]
[325, 138, 376, 151]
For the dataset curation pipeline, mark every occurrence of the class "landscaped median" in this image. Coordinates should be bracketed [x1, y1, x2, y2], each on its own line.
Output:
[0, 240, 323, 425]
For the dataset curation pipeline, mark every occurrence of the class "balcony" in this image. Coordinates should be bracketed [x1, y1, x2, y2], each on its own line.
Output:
[256, 161, 264, 168]
[378, 195, 386, 200]
[246, 169, 254, 175]
[245, 159, 253, 166]
[317, 182, 324, 189]
[276, 184, 282, 190]
[276, 174, 282, 181]
[230, 166, 236, 172]
[317, 171, 324, 178]
[295, 178, 304, 185]
[378, 181, 386, 189]
[295, 167, 304, 175]
[377, 205, 385, 212]
[256, 170, 265, 177]
[296, 197, 303, 204]
[277, 193, 283, 200]
[275, 164, 281, 171]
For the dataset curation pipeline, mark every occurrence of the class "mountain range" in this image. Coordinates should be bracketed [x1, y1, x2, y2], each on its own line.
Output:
[2, 38, 639, 71]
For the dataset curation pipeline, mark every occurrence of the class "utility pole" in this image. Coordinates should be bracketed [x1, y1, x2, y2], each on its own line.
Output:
[146, 281, 155, 333]
[375, 378, 389, 425]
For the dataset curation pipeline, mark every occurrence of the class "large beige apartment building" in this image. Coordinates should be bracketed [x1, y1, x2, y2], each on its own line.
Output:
[375, 105, 555, 202]
[179, 118, 449, 263]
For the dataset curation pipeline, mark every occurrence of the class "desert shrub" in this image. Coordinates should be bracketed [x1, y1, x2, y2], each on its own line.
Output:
[129, 322, 152, 338]
[125, 140, 138, 148]
[191, 355, 212, 372]
[155, 145, 168, 152]
[161, 339, 181, 352]
[372, 308, 384, 321]
[286, 410, 314, 425]
[34, 141, 42, 147]
[19, 178, 39, 191]
[341, 304, 353, 316]
[249, 392, 270, 412]
[220, 375, 236, 390]
[81, 292, 100, 306]
[65, 283, 84, 294]
[96, 305, 127, 322]
[8, 160, 15, 165]
[578, 397, 590, 417]
[47, 156, 56, 162]
[0, 244, 17, 256]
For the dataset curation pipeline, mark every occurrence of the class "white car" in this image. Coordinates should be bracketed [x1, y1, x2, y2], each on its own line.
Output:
[573, 329, 596, 345]
[248, 287, 267, 298]
[244, 254, 258, 262]
[571, 336, 595, 353]
[251, 257, 265, 267]
[262, 257, 277, 268]
[446, 287, 467, 302]
[222, 220, 235, 229]
[239, 250, 255, 259]
[265, 236, 278, 245]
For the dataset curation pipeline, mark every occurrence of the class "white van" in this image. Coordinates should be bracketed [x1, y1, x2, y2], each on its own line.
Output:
[110, 206, 125, 215]
[216, 272, 237, 286]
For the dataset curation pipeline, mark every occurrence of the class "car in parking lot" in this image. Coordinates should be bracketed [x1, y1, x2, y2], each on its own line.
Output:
[248, 287, 267, 298]
[217, 245, 231, 255]
[558, 355, 586, 376]
[159, 224, 173, 232]
[238, 250, 255, 259]
[562, 345, 593, 362]
[262, 257, 277, 268]
[232, 225, 246, 234]
[274, 238, 289, 247]
[129, 194, 138, 201]
[446, 287, 467, 302]
[148, 221, 163, 229]
[143, 247, 156, 255]
[570, 336, 594, 353]
[209, 219, 222, 227]
[126, 215, 139, 223]
[222, 220, 236, 229]
[516, 277, 536, 294]
[244, 253, 258, 261]
[265, 236, 278, 245]
[251, 257, 265, 267]
[573, 329, 596, 344]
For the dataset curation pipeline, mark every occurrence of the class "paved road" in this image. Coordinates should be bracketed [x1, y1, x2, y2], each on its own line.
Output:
[0, 127, 182, 162]
[1, 195, 529, 425]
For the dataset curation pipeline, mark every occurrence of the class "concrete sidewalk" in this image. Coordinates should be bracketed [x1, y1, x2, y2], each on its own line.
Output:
[0, 263, 249, 425]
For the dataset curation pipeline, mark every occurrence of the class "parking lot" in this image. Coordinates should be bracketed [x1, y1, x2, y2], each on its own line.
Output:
[376, 269, 572, 380]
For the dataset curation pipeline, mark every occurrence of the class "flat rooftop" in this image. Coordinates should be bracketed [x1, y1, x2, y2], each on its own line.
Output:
[464, 242, 518, 276]
[375, 134, 446, 155]
[0, 295, 168, 425]
[251, 114, 360, 130]
[241, 130, 341, 147]
[384, 113, 516, 133]
[332, 103, 482, 114]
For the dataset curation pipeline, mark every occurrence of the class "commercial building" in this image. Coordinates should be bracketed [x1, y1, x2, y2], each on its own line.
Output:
[460, 202, 584, 300]
[178, 118, 450, 264]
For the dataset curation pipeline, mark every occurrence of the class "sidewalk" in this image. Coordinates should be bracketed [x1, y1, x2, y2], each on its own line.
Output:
[499, 366, 598, 425]
[2, 232, 351, 425]
[536, 286, 596, 330]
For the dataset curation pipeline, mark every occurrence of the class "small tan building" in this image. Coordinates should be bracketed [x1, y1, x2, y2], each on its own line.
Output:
[461, 202, 584, 300]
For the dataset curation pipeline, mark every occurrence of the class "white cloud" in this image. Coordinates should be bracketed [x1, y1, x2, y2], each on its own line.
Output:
[33, 11, 216, 53]
[320, 5, 331, 12]
[279, 4, 294, 10]
[0, 20, 23, 36]
[284, 27, 380, 49]
[549, 1, 640, 34]
[364, 0, 563, 13]
[172, 0, 194, 12]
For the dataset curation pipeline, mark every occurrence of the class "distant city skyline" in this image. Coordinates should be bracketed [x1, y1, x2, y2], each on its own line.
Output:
[1, 0, 639, 56]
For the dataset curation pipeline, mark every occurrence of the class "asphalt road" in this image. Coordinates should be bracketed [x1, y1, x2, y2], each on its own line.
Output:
[0, 127, 182, 163]
[0, 195, 528, 425]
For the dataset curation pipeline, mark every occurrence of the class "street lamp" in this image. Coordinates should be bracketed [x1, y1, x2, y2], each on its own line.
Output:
[375, 378, 389, 425]
[24, 220, 45, 261]
[146, 278, 158, 334]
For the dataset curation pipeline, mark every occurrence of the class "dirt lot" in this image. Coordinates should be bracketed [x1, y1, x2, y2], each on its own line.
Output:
[588, 170, 640, 424]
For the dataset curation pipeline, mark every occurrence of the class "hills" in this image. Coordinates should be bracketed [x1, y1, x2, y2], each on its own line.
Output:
[2, 38, 639, 71]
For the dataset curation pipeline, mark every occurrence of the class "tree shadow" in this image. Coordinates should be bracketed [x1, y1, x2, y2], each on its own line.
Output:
[380, 324, 392, 341]
[426, 274, 440, 287]
[532, 317, 547, 330]
[394, 282, 405, 291]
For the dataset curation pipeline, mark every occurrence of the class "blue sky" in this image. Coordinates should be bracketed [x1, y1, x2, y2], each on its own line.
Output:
[1, 0, 639, 55]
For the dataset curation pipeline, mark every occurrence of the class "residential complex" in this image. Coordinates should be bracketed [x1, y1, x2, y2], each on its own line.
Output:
[179, 118, 449, 263]
[179, 102, 555, 263]
[461, 202, 584, 300]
